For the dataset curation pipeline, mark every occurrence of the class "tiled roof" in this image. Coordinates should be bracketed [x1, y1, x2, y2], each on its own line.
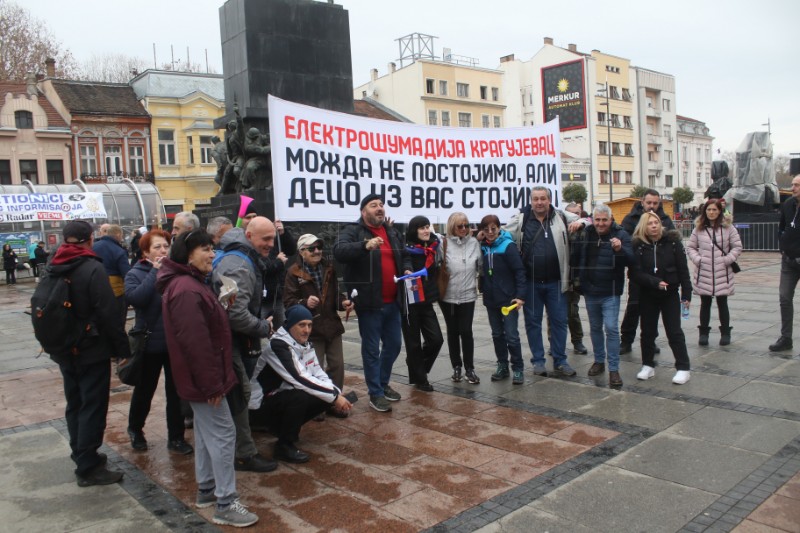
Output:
[352, 99, 410, 122]
[676, 114, 704, 124]
[0, 82, 68, 129]
[50, 80, 149, 117]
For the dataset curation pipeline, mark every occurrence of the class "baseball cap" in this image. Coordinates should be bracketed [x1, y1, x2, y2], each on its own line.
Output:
[297, 234, 323, 250]
[63, 220, 93, 244]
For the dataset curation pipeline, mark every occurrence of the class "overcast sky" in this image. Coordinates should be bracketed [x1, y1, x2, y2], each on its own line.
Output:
[26, 0, 799, 155]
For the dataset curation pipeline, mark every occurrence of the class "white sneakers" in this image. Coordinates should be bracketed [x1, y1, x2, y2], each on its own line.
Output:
[672, 370, 691, 385]
[636, 366, 655, 380]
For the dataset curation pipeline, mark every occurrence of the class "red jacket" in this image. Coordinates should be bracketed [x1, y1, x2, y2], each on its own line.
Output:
[157, 258, 237, 402]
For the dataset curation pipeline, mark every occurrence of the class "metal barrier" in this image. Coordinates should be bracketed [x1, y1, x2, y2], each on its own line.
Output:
[672, 220, 779, 251]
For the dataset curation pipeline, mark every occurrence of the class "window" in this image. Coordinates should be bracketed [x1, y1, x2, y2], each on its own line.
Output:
[696, 172, 702, 188]
[441, 111, 451, 127]
[662, 98, 671, 111]
[649, 175, 656, 187]
[491, 87, 499, 101]
[425, 79, 434, 94]
[480, 86, 488, 100]
[129, 146, 145, 176]
[682, 146, 688, 161]
[623, 116, 633, 129]
[200, 136, 214, 164]
[105, 145, 122, 175]
[665, 175, 673, 187]
[613, 171, 620, 184]
[705, 148, 711, 161]
[428, 110, 437, 126]
[625, 143, 634, 156]
[458, 112, 471, 127]
[80, 145, 97, 175]
[456, 83, 469, 97]
[696, 147, 702, 161]
[493, 116, 501, 128]
[610, 114, 620, 127]
[0, 160, 10, 185]
[599, 141, 608, 155]
[158, 130, 176, 165]
[612, 142, 622, 155]
[597, 112, 607, 125]
[663, 125, 672, 139]
[646, 97, 654, 108]
[15, 110, 33, 129]
[188, 136, 195, 165]
[481, 115, 490, 128]
[439, 80, 447, 96]
[665, 150, 673, 162]
[625, 171, 633, 184]
[609, 85, 620, 99]
[19, 160, 37, 182]
[647, 123, 654, 134]
[621, 88, 632, 101]
[683, 169, 688, 185]
[46, 160, 64, 184]
[648, 151, 656, 162]
[600, 170, 608, 184]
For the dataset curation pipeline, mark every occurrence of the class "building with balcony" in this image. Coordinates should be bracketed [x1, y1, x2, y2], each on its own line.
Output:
[635, 68, 677, 192]
[353, 33, 506, 130]
[130, 70, 225, 215]
[0, 75, 72, 185]
[677, 115, 714, 204]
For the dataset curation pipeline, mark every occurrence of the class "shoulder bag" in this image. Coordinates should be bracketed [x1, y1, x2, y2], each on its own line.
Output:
[117, 328, 149, 386]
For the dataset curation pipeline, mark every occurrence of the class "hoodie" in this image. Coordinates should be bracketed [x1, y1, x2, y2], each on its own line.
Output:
[479, 230, 526, 308]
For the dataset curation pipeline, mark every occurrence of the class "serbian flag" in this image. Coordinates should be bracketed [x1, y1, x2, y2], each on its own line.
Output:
[404, 277, 426, 304]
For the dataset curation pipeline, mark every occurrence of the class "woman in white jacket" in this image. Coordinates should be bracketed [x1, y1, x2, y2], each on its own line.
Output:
[686, 199, 742, 346]
[439, 213, 482, 384]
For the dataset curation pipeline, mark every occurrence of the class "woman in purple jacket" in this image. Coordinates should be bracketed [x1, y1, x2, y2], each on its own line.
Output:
[157, 230, 258, 528]
[686, 199, 742, 346]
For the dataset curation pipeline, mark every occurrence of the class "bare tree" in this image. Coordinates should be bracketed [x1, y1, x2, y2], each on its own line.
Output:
[0, 0, 77, 80]
[75, 53, 150, 83]
[775, 154, 791, 188]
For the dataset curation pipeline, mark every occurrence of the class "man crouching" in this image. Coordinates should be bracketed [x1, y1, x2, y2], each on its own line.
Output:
[248, 305, 352, 463]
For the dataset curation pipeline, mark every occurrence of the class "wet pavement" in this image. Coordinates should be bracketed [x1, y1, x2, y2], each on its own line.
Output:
[0, 251, 799, 532]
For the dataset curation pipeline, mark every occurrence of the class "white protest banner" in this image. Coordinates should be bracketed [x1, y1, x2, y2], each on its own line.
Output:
[268, 95, 561, 224]
[0, 192, 107, 223]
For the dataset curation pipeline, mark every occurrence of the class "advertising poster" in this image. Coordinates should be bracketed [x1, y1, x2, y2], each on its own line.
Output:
[541, 60, 587, 131]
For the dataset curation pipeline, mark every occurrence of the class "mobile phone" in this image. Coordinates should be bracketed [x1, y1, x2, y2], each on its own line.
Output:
[343, 391, 358, 404]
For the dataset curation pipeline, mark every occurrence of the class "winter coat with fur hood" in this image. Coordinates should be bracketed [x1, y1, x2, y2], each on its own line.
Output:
[686, 220, 742, 297]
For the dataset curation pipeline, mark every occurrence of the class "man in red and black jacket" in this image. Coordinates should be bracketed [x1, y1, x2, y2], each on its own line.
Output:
[334, 194, 411, 413]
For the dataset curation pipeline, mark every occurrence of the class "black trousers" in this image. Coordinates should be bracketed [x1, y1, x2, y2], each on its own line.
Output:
[439, 301, 476, 370]
[59, 359, 111, 476]
[639, 290, 691, 371]
[699, 295, 730, 329]
[5, 268, 15, 284]
[128, 351, 184, 441]
[250, 389, 328, 444]
[620, 280, 660, 348]
[401, 303, 444, 385]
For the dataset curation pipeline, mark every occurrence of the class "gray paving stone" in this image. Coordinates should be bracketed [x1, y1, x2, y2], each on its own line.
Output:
[765, 359, 800, 380]
[666, 406, 800, 454]
[501, 378, 612, 411]
[608, 433, 770, 494]
[635, 370, 750, 400]
[574, 390, 703, 430]
[721, 381, 800, 413]
[695, 351, 786, 377]
[475, 506, 597, 533]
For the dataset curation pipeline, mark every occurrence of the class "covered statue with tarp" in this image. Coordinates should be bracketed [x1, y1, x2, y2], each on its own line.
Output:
[722, 132, 779, 206]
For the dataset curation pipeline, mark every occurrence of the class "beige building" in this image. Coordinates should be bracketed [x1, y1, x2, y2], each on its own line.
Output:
[677, 115, 714, 204]
[636, 68, 678, 194]
[130, 70, 225, 214]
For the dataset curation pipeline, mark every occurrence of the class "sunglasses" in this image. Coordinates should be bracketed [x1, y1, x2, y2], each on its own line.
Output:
[302, 245, 323, 252]
[455, 224, 469, 230]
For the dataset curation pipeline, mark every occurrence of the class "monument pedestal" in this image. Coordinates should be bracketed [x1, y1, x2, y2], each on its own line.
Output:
[195, 191, 275, 230]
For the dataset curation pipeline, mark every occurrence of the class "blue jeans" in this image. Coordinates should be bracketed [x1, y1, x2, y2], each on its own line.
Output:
[357, 303, 402, 397]
[524, 280, 568, 367]
[584, 294, 621, 371]
[486, 306, 524, 372]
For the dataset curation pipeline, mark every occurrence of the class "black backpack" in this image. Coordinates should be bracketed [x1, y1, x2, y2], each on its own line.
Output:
[31, 267, 88, 357]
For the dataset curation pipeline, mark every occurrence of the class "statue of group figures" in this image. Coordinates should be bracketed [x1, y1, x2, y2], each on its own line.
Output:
[213, 103, 273, 195]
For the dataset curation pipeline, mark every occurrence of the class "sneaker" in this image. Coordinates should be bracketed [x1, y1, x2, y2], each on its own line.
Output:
[636, 365, 655, 380]
[415, 382, 434, 392]
[532, 364, 548, 377]
[234, 453, 278, 473]
[587, 362, 605, 376]
[619, 342, 632, 355]
[213, 499, 259, 528]
[465, 369, 480, 384]
[383, 385, 401, 402]
[609, 371, 623, 387]
[491, 363, 510, 381]
[512, 371, 524, 384]
[369, 395, 392, 412]
[195, 487, 217, 509]
[554, 363, 577, 377]
[274, 442, 310, 464]
[451, 366, 463, 382]
[769, 336, 793, 352]
[127, 428, 147, 451]
[167, 439, 194, 455]
[573, 342, 588, 355]
[672, 370, 691, 385]
[76, 465, 124, 487]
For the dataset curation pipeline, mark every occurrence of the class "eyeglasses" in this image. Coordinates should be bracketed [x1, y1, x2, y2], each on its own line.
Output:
[302, 245, 323, 252]
[455, 224, 469, 230]
[484, 227, 499, 233]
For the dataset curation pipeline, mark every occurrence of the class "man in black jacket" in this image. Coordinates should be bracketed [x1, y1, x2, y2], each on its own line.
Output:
[619, 189, 675, 354]
[44, 220, 130, 486]
[575, 204, 634, 387]
[770, 174, 800, 352]
[333, 194, 411, 413]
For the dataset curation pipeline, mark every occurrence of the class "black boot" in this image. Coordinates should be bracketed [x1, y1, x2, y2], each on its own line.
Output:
[719, 326, 732, 346]
[698, 326, 711, 346]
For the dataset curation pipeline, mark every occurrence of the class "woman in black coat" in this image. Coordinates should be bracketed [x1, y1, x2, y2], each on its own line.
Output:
[124, 229, 192, 455]
[3, 244, 17, 285]
[631, 212, 693, 385]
